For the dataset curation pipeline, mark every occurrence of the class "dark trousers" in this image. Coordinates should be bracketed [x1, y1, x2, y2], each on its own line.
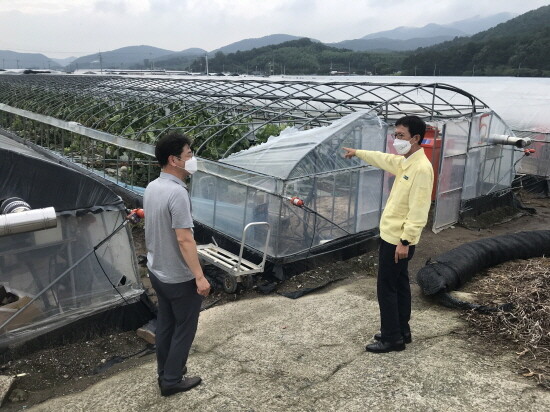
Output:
[149, 272, 202, 386]
[377, 239, 415, 342]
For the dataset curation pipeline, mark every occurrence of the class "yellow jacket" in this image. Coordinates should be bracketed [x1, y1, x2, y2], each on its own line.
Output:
[355, 148, 434, 246]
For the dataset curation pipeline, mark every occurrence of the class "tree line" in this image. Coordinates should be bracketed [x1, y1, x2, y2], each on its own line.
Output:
[401, 6, 550, 77]
[149, 5, 550, 77]
[183, 38, 407, 76]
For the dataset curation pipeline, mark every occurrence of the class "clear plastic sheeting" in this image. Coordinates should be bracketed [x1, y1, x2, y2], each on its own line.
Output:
[437, 77, 550, 133]
[191, 111, 387, 258]
[462, 112, 517, 200]
[221, 111, 385, 179]
[0, 133, 142, 347]
[0, 211, 141, 346]
[432, 111, 519, 232]
[516, 130, 550, 178]
[433, 118, 470, 232]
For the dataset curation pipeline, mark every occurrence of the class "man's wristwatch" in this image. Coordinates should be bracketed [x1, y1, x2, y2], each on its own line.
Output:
[400, 239, 410, 246]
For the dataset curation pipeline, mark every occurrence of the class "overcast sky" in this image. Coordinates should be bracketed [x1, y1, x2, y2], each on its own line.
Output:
[1, 0, 548, 58]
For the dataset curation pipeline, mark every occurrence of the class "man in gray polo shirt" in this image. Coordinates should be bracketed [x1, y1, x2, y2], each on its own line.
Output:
[144, 132, 210, 397]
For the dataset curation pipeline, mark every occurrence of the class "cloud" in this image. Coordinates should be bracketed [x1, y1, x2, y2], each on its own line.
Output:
[93, 1, 128, 14]
[94, 0, 152, 14]
[0, 0, 86, 14]
[1, 0, 549, 58]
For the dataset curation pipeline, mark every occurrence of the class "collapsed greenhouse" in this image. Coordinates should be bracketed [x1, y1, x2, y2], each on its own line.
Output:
[0, 75, 542, 289]
[0, 130, 146, 348]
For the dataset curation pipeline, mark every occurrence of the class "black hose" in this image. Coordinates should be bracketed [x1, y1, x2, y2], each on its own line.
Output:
[416, 230, 550, 306]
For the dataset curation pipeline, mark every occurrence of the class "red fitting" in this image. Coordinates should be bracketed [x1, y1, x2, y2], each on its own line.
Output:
[127, 208, 144, 223]
[290, 197, 304, 207]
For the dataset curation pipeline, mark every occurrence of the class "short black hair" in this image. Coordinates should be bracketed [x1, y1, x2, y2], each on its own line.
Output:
[155, 132, 193, 167]
[395, 116, 426, 143]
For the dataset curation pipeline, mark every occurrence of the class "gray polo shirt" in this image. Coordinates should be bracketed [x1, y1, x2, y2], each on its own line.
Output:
[144, 172, 195, 283]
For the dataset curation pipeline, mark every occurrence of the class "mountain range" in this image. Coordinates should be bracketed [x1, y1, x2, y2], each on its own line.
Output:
[328, 12, 515, 52]
[0, 12, 515, 70]
[0, 50, 62, 70]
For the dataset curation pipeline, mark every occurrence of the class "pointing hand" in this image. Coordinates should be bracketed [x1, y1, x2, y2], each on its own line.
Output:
[342, 147, 357, 159]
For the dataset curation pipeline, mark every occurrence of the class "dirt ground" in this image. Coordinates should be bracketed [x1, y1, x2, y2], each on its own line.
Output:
[1, 190, 549, 410]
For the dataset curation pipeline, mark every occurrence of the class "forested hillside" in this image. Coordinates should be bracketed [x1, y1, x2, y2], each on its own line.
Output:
[188, 38, 406, 75]
[401, 5, 550, 76]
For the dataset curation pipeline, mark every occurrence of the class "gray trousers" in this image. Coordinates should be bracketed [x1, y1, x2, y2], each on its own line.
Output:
[149, 271, 202, 386]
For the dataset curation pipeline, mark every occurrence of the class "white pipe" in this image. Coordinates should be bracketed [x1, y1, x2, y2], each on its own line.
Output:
[0, 207, 57, 237]
[488, 134, 532, 148]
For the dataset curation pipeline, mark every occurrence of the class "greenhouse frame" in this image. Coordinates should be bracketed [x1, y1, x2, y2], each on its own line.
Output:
[0, 131, 144, 348]
[0, 74, 532, 269]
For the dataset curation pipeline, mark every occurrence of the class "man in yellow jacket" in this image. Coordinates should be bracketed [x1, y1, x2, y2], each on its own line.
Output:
[343, 115, 434, 353]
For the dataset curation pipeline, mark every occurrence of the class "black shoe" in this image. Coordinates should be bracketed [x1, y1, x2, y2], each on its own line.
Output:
[374, 332, 412, 344]
[160, 376, 202, 397]
[365, 340, 406, 353]
[158, 366, 188, 388]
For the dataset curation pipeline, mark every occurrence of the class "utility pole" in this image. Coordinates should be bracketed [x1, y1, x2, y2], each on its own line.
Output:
[99, 51, 103, 74]
[16, 59, 20, 69]
[433, 63, 436, 76]
[205, 54, 209, 75]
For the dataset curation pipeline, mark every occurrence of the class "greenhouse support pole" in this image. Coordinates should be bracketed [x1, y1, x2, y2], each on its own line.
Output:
[430, 84, 437, 121]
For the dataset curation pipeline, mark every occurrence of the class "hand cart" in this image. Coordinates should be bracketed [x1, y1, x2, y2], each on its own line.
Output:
[197, 222, 271, 293]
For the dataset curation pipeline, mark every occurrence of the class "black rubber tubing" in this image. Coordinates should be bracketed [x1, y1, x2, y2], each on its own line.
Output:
[416, 230, 550, 311]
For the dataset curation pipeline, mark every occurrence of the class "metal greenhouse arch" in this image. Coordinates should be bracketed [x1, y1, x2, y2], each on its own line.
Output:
[0, 75, 490, 189]
[0, 74, 531, 275]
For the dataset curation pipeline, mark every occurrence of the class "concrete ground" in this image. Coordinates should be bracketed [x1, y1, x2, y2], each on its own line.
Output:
[28, 276, 549, 412]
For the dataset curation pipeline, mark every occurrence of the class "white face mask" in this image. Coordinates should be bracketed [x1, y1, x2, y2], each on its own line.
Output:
[184, 156, 198, 174]
[392, 139, 412, 155]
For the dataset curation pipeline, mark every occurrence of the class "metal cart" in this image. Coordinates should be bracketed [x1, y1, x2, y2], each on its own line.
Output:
[197, 222, 271, 293]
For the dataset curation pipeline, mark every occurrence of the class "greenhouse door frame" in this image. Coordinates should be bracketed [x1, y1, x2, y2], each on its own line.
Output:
[432, 118, 472, 233]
